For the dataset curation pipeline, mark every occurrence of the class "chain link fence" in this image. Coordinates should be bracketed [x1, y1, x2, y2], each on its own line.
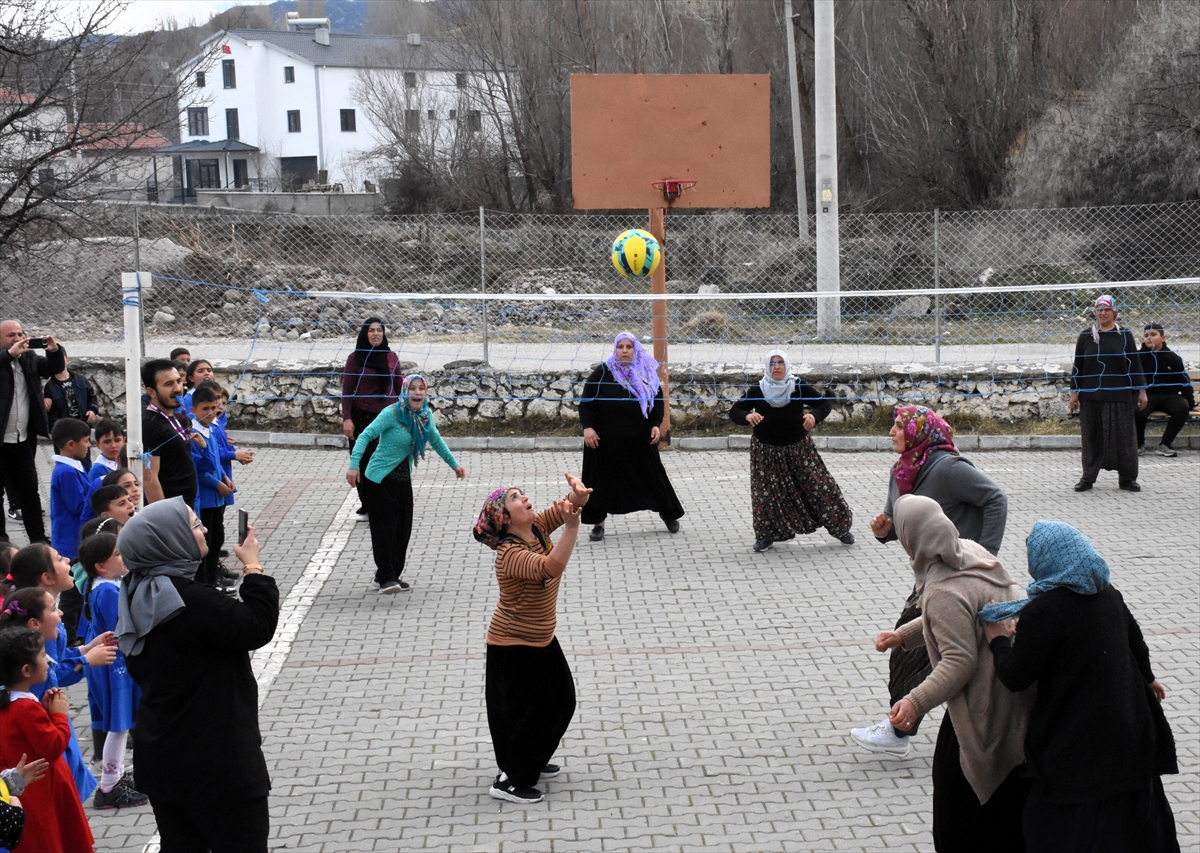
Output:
[1, 200, 1196, 371]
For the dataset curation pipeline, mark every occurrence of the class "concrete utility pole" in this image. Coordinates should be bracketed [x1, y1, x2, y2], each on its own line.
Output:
[784, 0, 809, 244]
[813, 0, 840, 336]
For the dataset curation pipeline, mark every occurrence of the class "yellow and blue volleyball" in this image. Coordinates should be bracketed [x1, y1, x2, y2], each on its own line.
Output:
[611, 229, 662, 278]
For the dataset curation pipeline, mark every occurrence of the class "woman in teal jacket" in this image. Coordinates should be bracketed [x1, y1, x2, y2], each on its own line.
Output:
[347, 375, 466, 593]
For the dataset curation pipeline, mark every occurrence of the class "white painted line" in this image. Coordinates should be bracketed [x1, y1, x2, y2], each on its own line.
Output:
[141, 490, 359, 853]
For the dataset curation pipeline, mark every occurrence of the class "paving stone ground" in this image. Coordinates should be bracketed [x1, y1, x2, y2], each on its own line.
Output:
[18, 444, 1200, 852]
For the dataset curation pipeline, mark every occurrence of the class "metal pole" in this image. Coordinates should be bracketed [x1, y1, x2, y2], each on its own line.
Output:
[133, 209, 146, 358]
[479, 206, 489, 365]
[649, 207, 671, 444]
[813, 0, 840, 337]
[121, 272, 148, 506]
[933, 208, 942, 364]
[784, 0, 810, 244]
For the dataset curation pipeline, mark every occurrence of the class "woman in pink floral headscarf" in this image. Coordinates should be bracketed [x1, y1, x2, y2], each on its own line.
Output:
[848, 405, 1009, 760]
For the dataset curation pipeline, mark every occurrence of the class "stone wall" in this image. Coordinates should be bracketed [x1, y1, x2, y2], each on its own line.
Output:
[73, 357, 1078, 430]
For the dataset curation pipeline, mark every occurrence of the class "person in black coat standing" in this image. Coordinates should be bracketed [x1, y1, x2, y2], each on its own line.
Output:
[118, 497, 279, 853]
[579, 332, 684, 541]
[1068, 295, 1147, 492]
[981, 521, 1179, 853]
[1135, 322, 1195, 457]
[0, 320, 64, 545]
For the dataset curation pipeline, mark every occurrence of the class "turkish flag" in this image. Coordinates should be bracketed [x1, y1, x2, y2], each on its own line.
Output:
[222, 45, 231, 54]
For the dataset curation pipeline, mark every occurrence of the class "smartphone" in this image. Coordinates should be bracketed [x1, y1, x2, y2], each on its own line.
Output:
[237, 509, 250, 545]
[26, 336, 49, 349]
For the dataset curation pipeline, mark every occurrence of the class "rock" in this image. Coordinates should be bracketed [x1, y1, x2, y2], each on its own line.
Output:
[286, 329, 300, 340]
[527, 399, 560, 419]
[477, 399, 504, 419]
[152, 311, 175, 325]
[205, 313, 221, 324]
[697, 284, 722, 294]
[891, 296, 931, 317]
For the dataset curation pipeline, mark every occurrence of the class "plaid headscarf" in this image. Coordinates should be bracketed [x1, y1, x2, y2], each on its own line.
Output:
[472, 486, 514, 550]
[978, 520, 1110, 623]
[892, 405, 958, 495]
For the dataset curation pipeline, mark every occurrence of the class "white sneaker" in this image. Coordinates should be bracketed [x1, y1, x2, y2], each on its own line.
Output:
[850, 720, 913, 758]
[1156, 444, 1177, 457]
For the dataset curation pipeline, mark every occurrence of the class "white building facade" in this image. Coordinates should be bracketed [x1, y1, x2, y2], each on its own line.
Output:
[172, 23, 501, 195]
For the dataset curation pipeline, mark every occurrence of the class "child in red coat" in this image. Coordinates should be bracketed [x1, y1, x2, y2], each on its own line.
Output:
[0, 626, 93, 852]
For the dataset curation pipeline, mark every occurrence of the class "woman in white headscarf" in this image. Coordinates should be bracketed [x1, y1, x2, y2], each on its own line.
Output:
[728, 350, 853, 552]
[117, 497, 279, 853]
[873, 495, 1033, 852]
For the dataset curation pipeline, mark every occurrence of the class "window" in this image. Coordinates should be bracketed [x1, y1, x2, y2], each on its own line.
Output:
[449, 109, 457, 120]
[467, 110, 482, 132]
[339, 109, 356, 132]
[427, 109, 435, 120]
[232, 159, 249, 188]
[404, 71, 417, 88]
[222, 59, 236, 89]
[225, 108, 240, 140]
[25, 128, 43, 142]
[196, 71, 206, 88]
[283, 66, 295, 84]
[187, 107, 209, 136]
[405, 109, 420, 134]
[456, 72, 467, 89]
[197, 159, 220, 189]
[287, 110, 301, 133]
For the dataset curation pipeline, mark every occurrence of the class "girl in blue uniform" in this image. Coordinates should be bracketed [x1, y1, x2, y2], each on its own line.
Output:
[79, 532, 149, 808]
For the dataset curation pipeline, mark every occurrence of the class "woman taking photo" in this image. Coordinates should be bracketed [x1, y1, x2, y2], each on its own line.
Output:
[472, 474, 591, 805]
[851, 405, 1008, 758]
[981, 522, 1179, 853]
[1069, 294, 1147, 492]
[729, 350, 854, 552]
[579, 332, 684, 541]
[347, 375, 465, 594]
[342, 318, 405, 521]
[117, 497, 279, 852]
[876, 495, 1033, 852]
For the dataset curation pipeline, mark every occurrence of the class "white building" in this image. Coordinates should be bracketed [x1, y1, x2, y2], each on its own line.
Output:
[170, 19, 502, 195]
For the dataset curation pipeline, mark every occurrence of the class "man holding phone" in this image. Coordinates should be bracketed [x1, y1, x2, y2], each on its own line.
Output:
[0, 319, 64, 545]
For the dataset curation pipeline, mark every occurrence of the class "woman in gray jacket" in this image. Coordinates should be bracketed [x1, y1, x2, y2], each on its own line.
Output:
[850, 405, 1008, 758]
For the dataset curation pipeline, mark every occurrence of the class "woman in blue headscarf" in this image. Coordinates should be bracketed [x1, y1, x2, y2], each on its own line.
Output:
[981, 521, 1179, 853]
[347, 375, 466, 593]
[578, 332, 684, 541]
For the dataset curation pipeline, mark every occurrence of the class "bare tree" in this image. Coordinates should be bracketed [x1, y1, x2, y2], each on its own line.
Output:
[0, 0, 206, 253]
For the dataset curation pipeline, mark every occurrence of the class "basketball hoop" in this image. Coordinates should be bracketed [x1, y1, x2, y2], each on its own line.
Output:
[650, 179, 697, 201]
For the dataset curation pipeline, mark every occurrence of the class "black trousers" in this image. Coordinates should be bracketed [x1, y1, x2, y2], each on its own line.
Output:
[932, 713, 1029, 852]
[888, 588, 932, 738]
[486, 638, 576, 789]
[59, 586, 84, 646]
[1135, 394, 1191, 449]
[0, 437, 46, 542]
[150, 794, 269, 853]
[360, 469, 412, 585]
[349, 407, 380, 512]
[196, 506, 226, 586]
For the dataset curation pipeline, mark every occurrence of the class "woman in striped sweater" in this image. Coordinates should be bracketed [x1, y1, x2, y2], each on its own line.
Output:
[472, 473, 591, 805]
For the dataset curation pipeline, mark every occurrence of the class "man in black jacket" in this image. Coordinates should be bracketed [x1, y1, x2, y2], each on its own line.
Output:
[0, 319, 64, 544]
[1136, 322, 1195, 458]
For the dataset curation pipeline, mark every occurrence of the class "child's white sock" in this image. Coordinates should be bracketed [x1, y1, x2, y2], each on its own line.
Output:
[99, 730, 129, 793]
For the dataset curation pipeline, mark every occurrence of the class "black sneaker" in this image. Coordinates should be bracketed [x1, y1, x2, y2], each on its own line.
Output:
[398, 580, 411, 591]
[1119, 480, 1142, 492]
[837, 532, 856, 545]
[379, 580, 402, 595]
[1073, 480, 1093, 492]
[6, 508, 20, 521]
[489, 777, 544, 804]
[753, 539, 773, 552]
[540, 764, 561, 778]
[93, 781, 149, 809]
[589, 525, 604, 542]
[664, 518, 680, 534]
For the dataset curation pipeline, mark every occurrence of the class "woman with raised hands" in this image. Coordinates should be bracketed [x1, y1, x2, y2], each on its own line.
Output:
[472, 473, 591, 806]
[578, 332, 684, 542]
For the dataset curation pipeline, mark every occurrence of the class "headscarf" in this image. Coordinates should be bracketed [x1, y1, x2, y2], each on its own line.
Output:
[759, 349, 796, 408]
[394, 374, 430, 467]
[1091, 294, 1120, 344]
[605, 332, 660, 418]
[115, 497, 201, 656]
[978, 521, 1110, 623]
[473, 486, 514, 550]
[894, 495, 1016, 603]
[352, 317, 393, 373]
[891, 405, 958, 495]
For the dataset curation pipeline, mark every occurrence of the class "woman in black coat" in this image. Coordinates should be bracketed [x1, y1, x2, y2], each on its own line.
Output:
[728, 349, 853, 552]
[981, 521, 1179, 853]
[578, 332, 683, 541]
[118, 498, 279, 853]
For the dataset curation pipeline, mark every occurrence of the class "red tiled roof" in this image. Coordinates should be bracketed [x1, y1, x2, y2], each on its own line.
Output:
[0, 87, 40, 105]
[69, 124, 171, 150]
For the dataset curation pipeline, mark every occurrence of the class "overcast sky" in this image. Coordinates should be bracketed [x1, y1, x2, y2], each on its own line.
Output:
[78, 1, 278, 36]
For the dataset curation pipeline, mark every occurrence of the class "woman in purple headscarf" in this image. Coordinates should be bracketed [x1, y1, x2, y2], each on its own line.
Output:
[578, 332, 684, 542]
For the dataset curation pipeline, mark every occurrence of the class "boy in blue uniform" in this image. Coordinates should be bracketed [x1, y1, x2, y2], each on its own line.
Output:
[190, 382, 234, 589]
[49, 419, 92, 563]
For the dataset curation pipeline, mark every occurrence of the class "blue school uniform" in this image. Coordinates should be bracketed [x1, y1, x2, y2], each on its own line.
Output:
[211, 418, 238, 507]
[50, 456, 90, 560]
[83, 455, 122, 520]
[179, 389, 193, 419]
[190, 420, 226, 512]
[84, 580, 140, 733]
[32, 624, 98, 803]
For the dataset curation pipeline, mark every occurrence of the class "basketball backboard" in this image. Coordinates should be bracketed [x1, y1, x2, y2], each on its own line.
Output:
[571, 74, 771, 210]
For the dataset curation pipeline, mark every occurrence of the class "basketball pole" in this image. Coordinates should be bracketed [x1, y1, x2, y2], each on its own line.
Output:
[648, 206, 671, 446]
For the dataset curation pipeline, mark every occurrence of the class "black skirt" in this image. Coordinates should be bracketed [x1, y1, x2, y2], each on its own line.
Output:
[580, 432, 684, 525]
[1022, 777, 1180, 853]
[1078, 399, 1139, 483]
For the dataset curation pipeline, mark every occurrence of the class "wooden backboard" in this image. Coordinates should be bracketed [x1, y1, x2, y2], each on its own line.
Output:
[571, 74, 771, 210]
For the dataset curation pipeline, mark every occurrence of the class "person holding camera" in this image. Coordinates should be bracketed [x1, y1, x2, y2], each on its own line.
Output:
[0, 321, 64, 545]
